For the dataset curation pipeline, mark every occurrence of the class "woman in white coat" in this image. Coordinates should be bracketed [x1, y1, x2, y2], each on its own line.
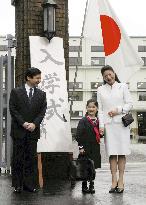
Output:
[97, 65, 133, 193]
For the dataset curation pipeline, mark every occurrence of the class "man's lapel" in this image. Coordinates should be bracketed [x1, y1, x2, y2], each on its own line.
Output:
[30, 87, 39, 104]
[19, 86, 30, 105]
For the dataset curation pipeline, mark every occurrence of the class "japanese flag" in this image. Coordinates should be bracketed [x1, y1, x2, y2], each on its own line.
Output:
[83, 0, 143, 82]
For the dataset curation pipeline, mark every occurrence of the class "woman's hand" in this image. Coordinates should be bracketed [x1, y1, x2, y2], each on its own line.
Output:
[108, 108, 118, 117]
[99, 128, 104, 136]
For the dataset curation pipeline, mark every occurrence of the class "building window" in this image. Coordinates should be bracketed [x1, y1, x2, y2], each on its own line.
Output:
[138, 46, 146, 52]
[137, 82, 146, 89]
[71, 111, 83, 118]
[69, 46, 82, 52]
[141, 57, 146, 66]
[69, 91, 83, 101]
[126, 82, 130, 89]
[91, 46, 104, 52]
[69, 57, 82, 66]
[91, 57, 105, 66]
[71, 128, 77, 139]
[92, 92, 97, 101]
[91, 82, 103, 89]
[0, 45, 8, 51]
[137, 112, 146, 136]
[69, 82, 83, 89]
[138, 92, 146, 101]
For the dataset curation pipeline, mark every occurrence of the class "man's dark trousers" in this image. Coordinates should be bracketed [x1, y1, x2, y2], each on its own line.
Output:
[12, 134, 38, 189]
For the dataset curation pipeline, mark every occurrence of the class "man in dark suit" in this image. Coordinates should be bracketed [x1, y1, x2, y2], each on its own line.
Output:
[9, 67, 47, 193]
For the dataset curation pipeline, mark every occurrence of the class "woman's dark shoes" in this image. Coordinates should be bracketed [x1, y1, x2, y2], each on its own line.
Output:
[116, 187, 124, 193]
[14, 187, 22, 193]
[109, 186, 117, 193]
[117, 182, 124, 193]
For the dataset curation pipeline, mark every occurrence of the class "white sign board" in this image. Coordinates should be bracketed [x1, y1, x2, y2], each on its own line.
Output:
[29, 36, 72, 152]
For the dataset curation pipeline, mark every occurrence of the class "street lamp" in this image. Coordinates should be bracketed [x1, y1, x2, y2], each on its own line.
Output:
[42, 0, 57, 41]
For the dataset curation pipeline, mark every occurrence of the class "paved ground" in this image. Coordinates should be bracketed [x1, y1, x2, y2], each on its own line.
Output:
[0, 141, 146, 205]
[0, 162, 146, 205]
[72, 139, 146, 163]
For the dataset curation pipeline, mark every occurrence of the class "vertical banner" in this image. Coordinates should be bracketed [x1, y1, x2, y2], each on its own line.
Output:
[29, 36, 72, 152]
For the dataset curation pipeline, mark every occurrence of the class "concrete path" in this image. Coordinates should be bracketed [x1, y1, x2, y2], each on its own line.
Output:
[0, 142, 145, 205]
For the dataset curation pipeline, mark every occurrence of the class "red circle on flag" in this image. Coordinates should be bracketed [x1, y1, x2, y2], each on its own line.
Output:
[100, 15, 121, 56]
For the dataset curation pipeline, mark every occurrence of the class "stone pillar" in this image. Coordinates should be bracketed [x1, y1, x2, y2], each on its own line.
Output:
[13, 0, 69, 86]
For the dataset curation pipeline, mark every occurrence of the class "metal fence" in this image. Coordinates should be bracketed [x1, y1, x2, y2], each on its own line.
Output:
[0, 54, 14, 173]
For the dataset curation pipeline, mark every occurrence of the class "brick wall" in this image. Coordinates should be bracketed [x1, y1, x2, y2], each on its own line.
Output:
[14, 0, 69, 86]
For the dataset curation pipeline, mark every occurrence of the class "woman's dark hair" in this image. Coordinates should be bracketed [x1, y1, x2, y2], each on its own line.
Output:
[86, 99, 98, 117]
[25, 67, 41, 81]
[101, 65, 121, 84]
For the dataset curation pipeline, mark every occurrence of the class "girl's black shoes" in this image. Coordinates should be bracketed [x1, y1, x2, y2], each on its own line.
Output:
[82, 181, 90, 193]
[82, 181, 95, 194]
[89, 181, 95, 194]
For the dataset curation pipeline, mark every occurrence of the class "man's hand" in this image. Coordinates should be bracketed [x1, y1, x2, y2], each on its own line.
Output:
[22, 122, 29, 129]
[79, 148, 85, 155]
[26, 123, 36, 132]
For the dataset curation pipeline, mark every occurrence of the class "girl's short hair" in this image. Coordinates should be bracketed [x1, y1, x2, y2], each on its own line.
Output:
[86, 99, 98, 107]
[86, 99, 98, 117]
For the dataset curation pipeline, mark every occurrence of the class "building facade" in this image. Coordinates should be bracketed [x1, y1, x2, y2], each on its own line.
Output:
[69, 36, 146, 139]
[1, 35, 146, 140]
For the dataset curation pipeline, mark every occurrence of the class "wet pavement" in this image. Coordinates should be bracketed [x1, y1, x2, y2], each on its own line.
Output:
[73, 139, 146, 163]
[0, 141, 146, 205]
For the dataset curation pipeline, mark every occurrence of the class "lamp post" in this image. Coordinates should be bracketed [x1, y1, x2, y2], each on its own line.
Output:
[42, 0, 57, 41]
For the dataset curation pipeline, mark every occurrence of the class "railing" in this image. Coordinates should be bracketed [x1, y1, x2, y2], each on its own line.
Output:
[0, 54, 14, 174]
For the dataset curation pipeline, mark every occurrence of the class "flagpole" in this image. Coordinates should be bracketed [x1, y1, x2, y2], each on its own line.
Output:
[70, 0, 89, 117]
[81, 0, 89, 37]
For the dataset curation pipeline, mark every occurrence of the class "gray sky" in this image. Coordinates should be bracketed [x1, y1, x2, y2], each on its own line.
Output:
[0, 0, 15, 36]
[0, 0, 146, 36]
[69, 0, 146, 36]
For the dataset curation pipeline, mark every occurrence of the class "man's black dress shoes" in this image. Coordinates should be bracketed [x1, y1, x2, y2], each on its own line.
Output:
[14, 187, 22, 193]
[23, 186, 38, 193]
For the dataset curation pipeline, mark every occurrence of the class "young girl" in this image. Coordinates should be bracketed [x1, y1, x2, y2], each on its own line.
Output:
[76, 99, 101, 194]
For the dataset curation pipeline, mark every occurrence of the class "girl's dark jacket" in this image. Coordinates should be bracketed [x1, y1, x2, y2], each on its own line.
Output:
[76, 117, 101, 169]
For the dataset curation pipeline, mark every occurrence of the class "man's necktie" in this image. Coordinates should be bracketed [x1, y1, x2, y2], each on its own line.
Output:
[29, 88, 33, 101]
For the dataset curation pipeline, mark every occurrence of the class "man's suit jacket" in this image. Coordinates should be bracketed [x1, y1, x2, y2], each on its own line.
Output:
[9, 86, 47, 140]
